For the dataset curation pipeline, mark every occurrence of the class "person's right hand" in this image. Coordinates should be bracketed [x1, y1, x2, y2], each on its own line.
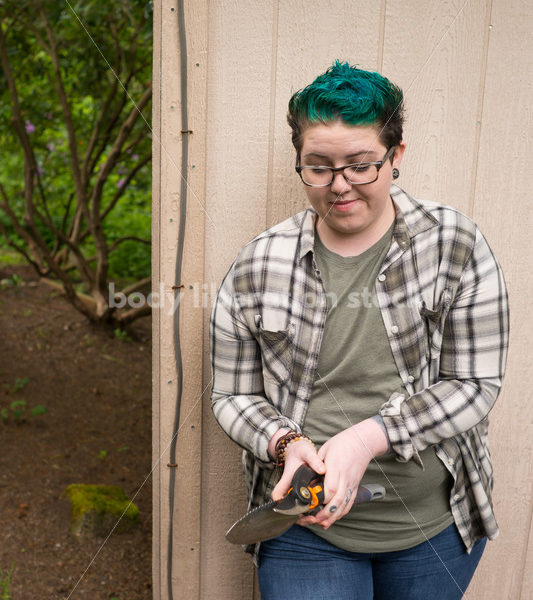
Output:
[270, 440, 325, 502]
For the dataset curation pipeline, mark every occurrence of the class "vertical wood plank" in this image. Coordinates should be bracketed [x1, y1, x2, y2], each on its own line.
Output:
[152, 1, 163, 597]
[268, 0, 384, 226]
[153, 1, 208, 598]
[382, 0, 491, 216]
[467, 0, 533, 597]
[520, 513, 533, 598]
[200, 2, 277, 599]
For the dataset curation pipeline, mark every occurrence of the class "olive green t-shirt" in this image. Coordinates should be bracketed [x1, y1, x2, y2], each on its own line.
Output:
[303, 225, 453, 552]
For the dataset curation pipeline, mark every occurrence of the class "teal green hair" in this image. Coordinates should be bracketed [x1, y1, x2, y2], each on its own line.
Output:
[287, 60, 404, 152]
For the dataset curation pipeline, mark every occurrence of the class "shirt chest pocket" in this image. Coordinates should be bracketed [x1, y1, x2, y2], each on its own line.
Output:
[254, 314, 295, 386]
[419, 287, 453, 361]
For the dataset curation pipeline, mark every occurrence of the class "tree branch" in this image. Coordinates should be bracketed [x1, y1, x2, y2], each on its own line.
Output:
[38, 7, 84, 203]
[116, 303, 151, 325]
[90, 85, 152, 216]
[108, 236, 151, 253]
[0, 184, 47, 274]
[100, 153, 151, 222]
[0, 183, 94, 319]
[86, 86, 130, 178]
[82, 77, 119, 187]
[89, 84, 152, 292]
[118, 276, 151, 297]
[0, 219, 45, 275]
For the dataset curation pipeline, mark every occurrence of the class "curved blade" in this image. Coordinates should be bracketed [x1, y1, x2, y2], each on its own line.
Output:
[225, 500, 298, 545]
[225, 472, 386, 545]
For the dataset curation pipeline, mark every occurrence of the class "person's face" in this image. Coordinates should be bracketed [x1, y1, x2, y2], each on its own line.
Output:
[299, 121, 405, 245]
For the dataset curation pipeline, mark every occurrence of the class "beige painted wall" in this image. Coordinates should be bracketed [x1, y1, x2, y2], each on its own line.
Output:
[153, 1, 533, 598]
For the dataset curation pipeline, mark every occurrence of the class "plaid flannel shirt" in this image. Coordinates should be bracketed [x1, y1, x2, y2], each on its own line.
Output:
[210, 184, 509, 558]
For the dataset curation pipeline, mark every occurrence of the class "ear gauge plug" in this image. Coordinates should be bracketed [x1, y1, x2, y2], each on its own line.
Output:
[392, 168, 400, 180]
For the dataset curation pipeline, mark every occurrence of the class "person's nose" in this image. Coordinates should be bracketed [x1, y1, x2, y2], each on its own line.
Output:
[330, 171, 353, 195]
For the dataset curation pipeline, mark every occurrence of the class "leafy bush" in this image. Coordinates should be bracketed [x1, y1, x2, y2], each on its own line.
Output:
[0, 1, 152, 325]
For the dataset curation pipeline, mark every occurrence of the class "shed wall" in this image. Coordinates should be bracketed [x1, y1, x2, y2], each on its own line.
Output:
[153, 1, 533, 598]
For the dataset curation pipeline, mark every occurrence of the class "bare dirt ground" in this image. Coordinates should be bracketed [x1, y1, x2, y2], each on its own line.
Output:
[0, 265, 152, 600]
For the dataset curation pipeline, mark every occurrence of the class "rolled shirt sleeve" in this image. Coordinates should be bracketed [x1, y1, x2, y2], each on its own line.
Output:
[380, 227, 509, 465]
[210, 265, 299, 465]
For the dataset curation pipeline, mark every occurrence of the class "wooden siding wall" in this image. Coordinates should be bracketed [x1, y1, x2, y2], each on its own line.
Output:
[152, 1, 533, 598]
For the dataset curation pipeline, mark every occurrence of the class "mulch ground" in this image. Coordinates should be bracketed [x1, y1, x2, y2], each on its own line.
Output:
[0, 265, 152, 600]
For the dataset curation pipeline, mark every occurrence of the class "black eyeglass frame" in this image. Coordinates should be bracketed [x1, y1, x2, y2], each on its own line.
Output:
[295, 146, 396, 187]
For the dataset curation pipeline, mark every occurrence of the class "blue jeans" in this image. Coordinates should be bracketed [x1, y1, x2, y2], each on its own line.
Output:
[258, 523, 486, 600]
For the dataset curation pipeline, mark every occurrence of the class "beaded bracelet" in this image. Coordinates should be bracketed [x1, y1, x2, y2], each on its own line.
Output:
[275, 430, 315, 470]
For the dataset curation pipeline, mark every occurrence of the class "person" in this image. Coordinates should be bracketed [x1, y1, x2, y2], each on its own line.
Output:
[210, 60, 509, 599]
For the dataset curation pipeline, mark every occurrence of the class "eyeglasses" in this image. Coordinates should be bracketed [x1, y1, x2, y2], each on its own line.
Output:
[296, 146, 395, 187]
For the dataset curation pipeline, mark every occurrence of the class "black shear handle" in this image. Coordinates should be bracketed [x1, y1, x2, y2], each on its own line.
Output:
[291, 464, 386, 510]
[291, 464, 323, 489]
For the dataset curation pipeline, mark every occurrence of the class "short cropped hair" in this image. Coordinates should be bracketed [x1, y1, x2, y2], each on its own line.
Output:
[287, 60, 404, 153]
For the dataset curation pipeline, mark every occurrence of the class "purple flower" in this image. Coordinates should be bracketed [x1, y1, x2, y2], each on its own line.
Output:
[132, 154, 139, 161]
[46, 142, 55, 152]
[25, 120, 35, 134]
[37, 165, 44, 176]
[117, 178, 126, 189]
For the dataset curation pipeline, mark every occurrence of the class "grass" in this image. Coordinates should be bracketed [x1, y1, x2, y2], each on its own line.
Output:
[0, 247, 25, 266]
[0, 563, 14, 600]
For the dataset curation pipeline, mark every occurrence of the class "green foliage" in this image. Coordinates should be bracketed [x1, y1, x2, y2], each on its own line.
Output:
[31, 404, 48, 416]
[113, 328, 131, 341]
[4, 377, 29, 393]
[0, 563, 14, 600]
[0, 249, 25, 266]
[8, 399, 26, 420]
[0, 399, 48, 422]
[1, 378, 48, 422]
[64, 483, 139, 536]
[0, 1, 153, 324]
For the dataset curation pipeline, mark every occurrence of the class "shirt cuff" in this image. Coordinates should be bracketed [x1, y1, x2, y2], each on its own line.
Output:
[379, 392, 423, 468]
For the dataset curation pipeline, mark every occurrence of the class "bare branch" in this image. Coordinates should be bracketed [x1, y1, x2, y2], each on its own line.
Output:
[86, 87, 130, 178]
[100, 153, 151, 222]
[118, 276, 151, 297]
[81, 15, 124, 187]
[108, 236, 151, 253]
[121, 128, 147, 157]
[0, 184, 47, 274]
[0, 184, 94, 320]
[29, 200, 95, 288]
[37, 6, 89, 237]
[116, 303, 151, 325]
[61, 192, 75, 235]
[0, 220, 45, 275]
[0, 25, 41, 186]
[82, 77, 119, 186]
[89, 84, 152, 292]
[90, 85, 152, 216]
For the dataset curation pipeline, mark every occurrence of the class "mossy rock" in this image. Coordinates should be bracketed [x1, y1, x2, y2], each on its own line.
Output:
[64, 484, 139, 538]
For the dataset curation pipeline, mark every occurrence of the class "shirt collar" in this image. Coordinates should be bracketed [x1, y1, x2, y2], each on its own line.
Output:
[390, 184, 439, 247]
[297, 184, 439, 261]
[297, 208, 318, 261]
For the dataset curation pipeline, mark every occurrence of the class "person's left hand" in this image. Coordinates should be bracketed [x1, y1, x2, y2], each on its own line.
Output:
[298, 418, 388, 529]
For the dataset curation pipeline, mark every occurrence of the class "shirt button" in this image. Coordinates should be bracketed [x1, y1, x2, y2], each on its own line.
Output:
[390, 325, 399, 334]
[406, 375, 415, 383]
[378, 274, 386, 282]
[453, 494, 461, 502]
